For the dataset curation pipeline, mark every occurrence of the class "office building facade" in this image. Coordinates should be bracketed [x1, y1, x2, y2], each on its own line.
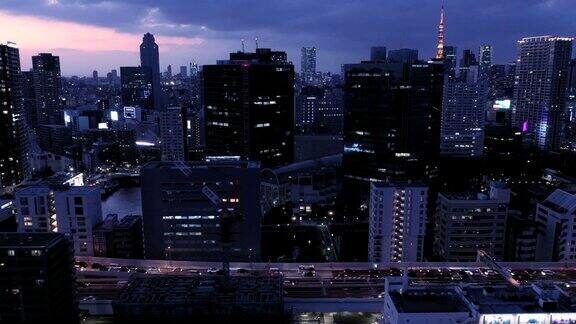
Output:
[301, 46, 317, 84]
[203, 48, 294, 168]
[160, 106, 185, 161]
[32, 53, 63, 126]
[141, 161, 262, 261]
[120, 66, 154, 110]
[435, 182, 510, 261]
[440, 80, 485, 157]
[535, 189, 576, 261]
[0, 43, 30, 191]
[370, 46, 387, 61]
[15, 185, 102, 256]
[0, 233, 78, 323]
[342, 61, 435, 183]
[140, 33, 162, 110]
[388, 48, 419, 63]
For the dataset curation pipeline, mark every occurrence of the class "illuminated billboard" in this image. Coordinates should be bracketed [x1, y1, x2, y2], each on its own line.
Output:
[493, 99, 511, 110]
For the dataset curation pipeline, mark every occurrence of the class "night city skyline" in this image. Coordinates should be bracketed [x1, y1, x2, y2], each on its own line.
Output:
[0, 0, 575, 75]
[3, 0, 576, 323]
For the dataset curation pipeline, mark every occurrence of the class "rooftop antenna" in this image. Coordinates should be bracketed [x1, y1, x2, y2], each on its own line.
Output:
[241, 38, 245, 53]
[255, 37, 259, 50]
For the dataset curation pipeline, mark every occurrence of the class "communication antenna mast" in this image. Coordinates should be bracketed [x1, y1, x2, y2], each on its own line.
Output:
[255, 37, 259, 49]
[241, 38, 245, 52]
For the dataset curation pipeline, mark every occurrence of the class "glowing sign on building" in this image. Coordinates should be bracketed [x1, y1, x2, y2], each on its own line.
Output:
[493, 99, 511, 110]
[124, 107, 136, 119]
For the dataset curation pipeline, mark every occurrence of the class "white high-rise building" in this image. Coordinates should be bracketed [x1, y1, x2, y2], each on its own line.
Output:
[160, 106, 185, 161]
[15, 185, 102, 256]
[16, 187, 56, 233]
[369, 183, 428, 263]
[513, 36, 573, 149]
[535, 189, 576, 261]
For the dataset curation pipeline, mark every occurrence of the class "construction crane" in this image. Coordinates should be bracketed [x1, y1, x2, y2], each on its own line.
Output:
[201, 185, 243, 277]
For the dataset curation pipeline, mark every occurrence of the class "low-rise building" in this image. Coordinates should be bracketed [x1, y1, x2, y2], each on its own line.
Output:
[435, 182, 510, 261]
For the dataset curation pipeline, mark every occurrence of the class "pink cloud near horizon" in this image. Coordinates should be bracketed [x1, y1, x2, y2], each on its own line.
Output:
[0, 10, 204, 75]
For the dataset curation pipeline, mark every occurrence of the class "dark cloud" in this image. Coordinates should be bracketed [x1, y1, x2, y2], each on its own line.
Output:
[1, 0, 574, 72]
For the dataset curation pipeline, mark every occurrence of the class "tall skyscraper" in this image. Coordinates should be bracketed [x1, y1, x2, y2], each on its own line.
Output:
[295, 86, 322, 130]
[139, 32, 162, 110]
[435, 2, 445, 59]
[166, 64, 172, 78]
[203, 48, 295, 168]
[369, 183, 428, 263]
[478, 45, 493, 82]
[0, 43, 30, 191]
[0, 233, 78, 323]
[388, 48, 419, 63]
[22, 71, 37, 129]
[443, 46, 458, 81]
[179, 65, 188, 78]
[120, 66, 153, 109]
[160, 106, 185, 161]
[32, 53, 63, 125]
[440, 78, 486, 157]
[458, 49, 478, 82]
[513, 36, 573, 150]
[370, 46, 387, 62]
[301, 47, 317, 84]
[566, 59, 576, 145]
[342, 61, 435, 183]
[141, 161, 262, 261]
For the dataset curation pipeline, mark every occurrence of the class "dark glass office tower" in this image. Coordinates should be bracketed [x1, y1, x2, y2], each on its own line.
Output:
[120, 66, 153, 109]
[342, 61, 435, 183]
[32, 53, 62, 125]
[140, 33, 162, 110]
[370, 46, 387, 61]
[388, 48, 419, 63]
[443, 46, 458, 81]
[0, 43, 30, 191]
[203, 48, 295, 168]
[0, 233, 78, 323]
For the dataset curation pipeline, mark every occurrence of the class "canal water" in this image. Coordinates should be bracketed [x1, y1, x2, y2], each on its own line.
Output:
[101, 186, 142, 219]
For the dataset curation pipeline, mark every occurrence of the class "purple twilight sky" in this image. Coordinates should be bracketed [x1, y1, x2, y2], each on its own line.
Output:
[0, 0, 574, 76]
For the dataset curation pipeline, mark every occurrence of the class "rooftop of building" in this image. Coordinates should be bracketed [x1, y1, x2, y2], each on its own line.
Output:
[0, 232, 65, 249]
[142, 160, 261, 171]
[465, 286, 565, 314]
[94, 214, 141, 232]
[389, 289, 471, 313]
[371, 181, 427, 189]
[115, 274, 282, 305]
[540, 189, 576, 214]
[269, 154, 341, 178]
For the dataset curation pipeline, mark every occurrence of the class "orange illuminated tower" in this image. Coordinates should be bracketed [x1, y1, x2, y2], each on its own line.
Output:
[435, 1, 445, 59]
